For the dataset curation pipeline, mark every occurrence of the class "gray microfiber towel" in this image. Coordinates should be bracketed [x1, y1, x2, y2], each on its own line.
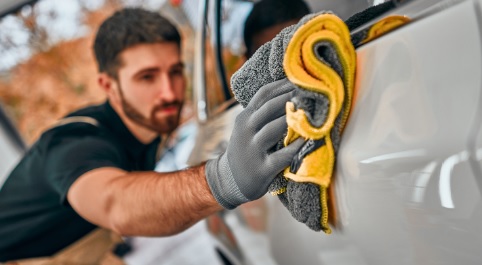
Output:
[231, 10, 344, 233]
[231, 18, 304, 108]
[230, 2, 406, 232]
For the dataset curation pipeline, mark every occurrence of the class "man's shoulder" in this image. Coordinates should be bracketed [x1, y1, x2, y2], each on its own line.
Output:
[29, 101, 128, 163]
[42, 102, 111, 142]
[32, 119, 125, 167]
[66, 102, 107, 119]
[39, 115, 116, 152]
[46, 119, 103, 140]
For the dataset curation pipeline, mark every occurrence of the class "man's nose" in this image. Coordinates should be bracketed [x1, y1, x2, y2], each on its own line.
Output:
[157, 74, 176, 103]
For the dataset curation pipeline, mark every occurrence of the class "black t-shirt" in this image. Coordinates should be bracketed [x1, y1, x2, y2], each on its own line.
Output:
[0, 101, 160, 261]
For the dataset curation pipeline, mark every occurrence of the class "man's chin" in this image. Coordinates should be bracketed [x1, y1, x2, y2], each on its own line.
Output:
[151, 120, 179, 135]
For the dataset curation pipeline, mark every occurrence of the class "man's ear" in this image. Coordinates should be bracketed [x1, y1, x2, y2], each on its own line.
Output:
[98, 73, 121, 104]
[98, 73, 114, 93]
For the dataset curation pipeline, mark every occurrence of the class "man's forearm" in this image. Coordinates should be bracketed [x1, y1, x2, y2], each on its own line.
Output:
[68, 164, 222, 237]
[107, 163, 222, 236]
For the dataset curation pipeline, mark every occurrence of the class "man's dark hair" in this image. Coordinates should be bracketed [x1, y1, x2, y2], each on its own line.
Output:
[94, 8, 181, 78]
[243, 0, 310, 58]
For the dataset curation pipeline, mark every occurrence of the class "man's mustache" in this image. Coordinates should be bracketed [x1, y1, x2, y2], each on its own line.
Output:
[152, 101, 182, 112]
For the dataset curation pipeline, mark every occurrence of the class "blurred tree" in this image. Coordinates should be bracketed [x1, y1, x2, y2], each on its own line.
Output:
[0, 1, 119, 144]
[0, 0, 198, 144]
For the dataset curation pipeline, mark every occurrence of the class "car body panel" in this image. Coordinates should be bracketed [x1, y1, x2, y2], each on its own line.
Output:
[476, 118, 482, 180]
[196, 0, 482, 264]
[272, 1, 482, 264]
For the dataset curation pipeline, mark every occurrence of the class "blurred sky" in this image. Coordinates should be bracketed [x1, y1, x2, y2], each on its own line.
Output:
[0, 0, 169, 72]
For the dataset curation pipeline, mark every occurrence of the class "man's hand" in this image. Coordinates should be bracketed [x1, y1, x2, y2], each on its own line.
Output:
[205, 78, 304, 209]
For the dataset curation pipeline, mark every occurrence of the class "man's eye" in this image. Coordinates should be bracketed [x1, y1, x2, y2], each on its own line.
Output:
[141, 74, 154, 81]
[170, 69, 184, 76]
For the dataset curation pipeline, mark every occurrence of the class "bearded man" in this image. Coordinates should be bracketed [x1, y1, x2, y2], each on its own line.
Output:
[0, 8, 302, 263]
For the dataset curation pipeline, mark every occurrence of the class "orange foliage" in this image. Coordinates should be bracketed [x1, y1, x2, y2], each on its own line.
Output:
[0, 7, 117, 144]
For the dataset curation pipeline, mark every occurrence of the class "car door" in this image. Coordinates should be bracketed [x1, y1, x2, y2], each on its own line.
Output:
[190, 0, 482, 264]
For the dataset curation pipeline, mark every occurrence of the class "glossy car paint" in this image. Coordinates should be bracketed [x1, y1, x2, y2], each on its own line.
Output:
[268, 0, 482, 264]
[196, 0, 482, 264]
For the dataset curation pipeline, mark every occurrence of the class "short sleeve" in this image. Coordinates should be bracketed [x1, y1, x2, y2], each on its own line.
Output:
[43, 135, 125, 205]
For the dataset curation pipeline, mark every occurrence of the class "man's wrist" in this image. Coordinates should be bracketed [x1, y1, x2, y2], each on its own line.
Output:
[205, 155, 249, 209]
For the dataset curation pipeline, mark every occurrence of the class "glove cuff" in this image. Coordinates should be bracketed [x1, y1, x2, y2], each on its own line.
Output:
[205, 153, 249, 209]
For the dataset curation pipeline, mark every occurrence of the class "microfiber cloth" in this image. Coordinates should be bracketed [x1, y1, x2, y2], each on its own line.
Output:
[230, 2, 410, 233]
[232, 11, 353, 234]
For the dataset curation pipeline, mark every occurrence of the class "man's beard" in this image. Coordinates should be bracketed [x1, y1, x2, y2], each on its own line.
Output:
[117, 83, 183, 135]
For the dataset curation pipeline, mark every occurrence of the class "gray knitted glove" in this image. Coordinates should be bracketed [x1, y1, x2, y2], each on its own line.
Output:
[205, 79, 303, 209]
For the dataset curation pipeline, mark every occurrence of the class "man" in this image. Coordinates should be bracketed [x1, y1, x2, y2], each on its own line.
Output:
[243, 0, 311, 58]
[0, 8, 302, 262]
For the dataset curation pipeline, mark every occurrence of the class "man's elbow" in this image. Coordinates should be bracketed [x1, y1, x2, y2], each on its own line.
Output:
[108, 209, 133, 236]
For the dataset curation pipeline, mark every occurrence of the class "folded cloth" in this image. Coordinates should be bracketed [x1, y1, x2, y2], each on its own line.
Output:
[281, 13, 356, 234]
[231, 11, 354, 233]
[230, 2, 410, 233]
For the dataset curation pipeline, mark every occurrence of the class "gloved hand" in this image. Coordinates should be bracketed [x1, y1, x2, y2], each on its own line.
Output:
[206, 78, 304, 209]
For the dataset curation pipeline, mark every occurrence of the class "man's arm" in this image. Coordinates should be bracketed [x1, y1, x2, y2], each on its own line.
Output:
[67, 164, 221, 237]
[69, 78, 303, 237]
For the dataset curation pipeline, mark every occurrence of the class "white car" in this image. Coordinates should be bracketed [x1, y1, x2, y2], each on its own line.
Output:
[1, 0, 480, 264]
[190, 0, 482, 264]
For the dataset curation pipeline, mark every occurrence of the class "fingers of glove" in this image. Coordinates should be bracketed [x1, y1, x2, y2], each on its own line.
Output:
[253, 115, 288, 149]
[248, 78, 295, 111]
[266, 138, 304, 170]
[249, 92, 292, 130]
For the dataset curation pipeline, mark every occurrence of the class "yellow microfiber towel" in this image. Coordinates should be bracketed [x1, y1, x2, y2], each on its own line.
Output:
[358, 15, 410, 45]
[230, 1, 410, 233]
[281, 13, 356, 234]
[346, 1, 411, 47]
